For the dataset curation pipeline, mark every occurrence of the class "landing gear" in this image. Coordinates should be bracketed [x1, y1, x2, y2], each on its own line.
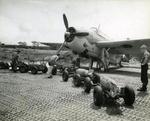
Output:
[88, 58, 109, 72]
[89, 58, 94, 69]
[101, 48, 110, 72]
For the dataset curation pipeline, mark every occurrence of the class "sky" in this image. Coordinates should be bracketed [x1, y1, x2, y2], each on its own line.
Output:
[0, 0, 150, 45]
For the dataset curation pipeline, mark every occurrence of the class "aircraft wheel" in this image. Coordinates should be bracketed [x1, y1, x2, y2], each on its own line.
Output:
[84, 77, 92, 93]
[62, 69, 69, 82]
[123, 85, 135, 106]
[19, 66, 28, 73]
[73, 74, 81, 87]
[93, 86, 104, 107]
[12, 65, 18, 72]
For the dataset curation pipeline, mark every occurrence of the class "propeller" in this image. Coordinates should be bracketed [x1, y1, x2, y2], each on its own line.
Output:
[63, 13, 89, 42]
[57, 14, 89, 54]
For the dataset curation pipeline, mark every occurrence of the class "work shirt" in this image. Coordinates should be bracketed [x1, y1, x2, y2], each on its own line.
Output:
[141, 50, 150, 65]
[49, 55, 59, 65]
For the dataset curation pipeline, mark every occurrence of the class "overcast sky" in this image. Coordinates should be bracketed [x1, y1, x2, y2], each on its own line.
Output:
[0, 0, 150, 45]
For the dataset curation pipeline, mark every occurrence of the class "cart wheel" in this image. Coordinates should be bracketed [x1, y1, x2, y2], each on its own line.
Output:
[5, 63, 9, 69]
[62, 69, 69, 82]
[73, 74, 81, 87]
[12, 65, 18, 72]
[0, 62, 9, 69]
[93, 86, 104, 107]
[31, 66, 38, 74]
[123, 85, 135, 106]
[84, 77, 92, 93]
[51, 66, 57, 75]
[42, 66, 48, 73]
[19, 66, 28, 73]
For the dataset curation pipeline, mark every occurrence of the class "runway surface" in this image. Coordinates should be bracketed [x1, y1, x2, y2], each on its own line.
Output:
[0, 66, 150, 121]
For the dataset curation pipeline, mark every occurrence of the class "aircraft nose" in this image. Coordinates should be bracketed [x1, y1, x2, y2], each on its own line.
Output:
[64, 27, 76, 43]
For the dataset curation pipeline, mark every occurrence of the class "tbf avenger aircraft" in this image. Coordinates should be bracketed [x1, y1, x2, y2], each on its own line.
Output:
[42, 14, 150, 71]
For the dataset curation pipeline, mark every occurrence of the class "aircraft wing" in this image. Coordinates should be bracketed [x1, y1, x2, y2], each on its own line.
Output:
[40, 42, 62, 47]
[96, 39, 150, 54]
[40, 42, 69, 50]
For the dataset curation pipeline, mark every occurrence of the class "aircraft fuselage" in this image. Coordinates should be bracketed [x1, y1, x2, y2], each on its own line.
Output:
[66, 28, 107, 59]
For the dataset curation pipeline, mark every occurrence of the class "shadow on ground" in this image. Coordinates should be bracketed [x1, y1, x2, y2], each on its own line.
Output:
[137, 91, 149, 97]
[90, 99, 136, 116]
[90, 101, 123, 115]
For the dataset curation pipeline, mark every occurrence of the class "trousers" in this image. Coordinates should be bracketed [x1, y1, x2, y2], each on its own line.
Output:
[141, 64, 149, 88]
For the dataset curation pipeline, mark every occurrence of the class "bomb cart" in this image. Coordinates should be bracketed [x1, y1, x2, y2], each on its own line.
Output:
[93, 76, 135, 107]
[61, 68, 89, 83]
[51, 63, 76, 79]
[0, 62, 10, 69]
[62, 66, 77, 81]
[11, 61, 28, 73]
[62, 68, 93, 85]
[11, 61, 47, 74]
[63, 68, 135, 106]
[51, 64, 64, 75]
[28, 64, 48, 74]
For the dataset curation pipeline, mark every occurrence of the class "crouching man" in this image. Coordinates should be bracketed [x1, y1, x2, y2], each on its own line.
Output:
[47, 54, 60, 78]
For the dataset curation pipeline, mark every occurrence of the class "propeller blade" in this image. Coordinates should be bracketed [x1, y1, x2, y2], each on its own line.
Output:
[73, 32, 89, 36]
[63, 14, 69, 30]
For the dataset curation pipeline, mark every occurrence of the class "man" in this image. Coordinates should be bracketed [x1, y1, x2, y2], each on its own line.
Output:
[49, 54, 60, 65]
[47, 54, 60, 78]
[137, 44, 150, 91]
[11, 50, 20, 71]
[12, 50, 20, 63]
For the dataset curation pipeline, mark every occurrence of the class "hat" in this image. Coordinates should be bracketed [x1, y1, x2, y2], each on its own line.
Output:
[140, 44, 147, 49]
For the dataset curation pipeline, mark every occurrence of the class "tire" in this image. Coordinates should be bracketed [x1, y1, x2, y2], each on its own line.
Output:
[42, 66, 48, 73]
[0, 62, 9, 69]
[93, 86, 104, 107]
[123, 85, 135, 106]
[73, 74, 81, 87]
[84, 77, 92, 93]
[62, 70, 69, 82]
[5, 63, 9, 69]
[19, 66, 28, 73]
[51, 66, 57, 75]
[12, 65, 18, 72]
[31, 66, 38, 74]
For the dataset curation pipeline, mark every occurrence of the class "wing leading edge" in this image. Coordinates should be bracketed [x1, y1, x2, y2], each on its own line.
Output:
[96, 39, 150, 54]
